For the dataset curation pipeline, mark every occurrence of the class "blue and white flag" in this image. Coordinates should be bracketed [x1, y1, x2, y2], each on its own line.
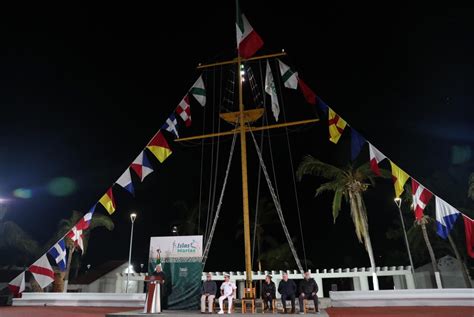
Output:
[116, 168, 134, 195]
[435, 196, 461, 239]
[48, 239, 67, 271]
[162, 114, 179, 138]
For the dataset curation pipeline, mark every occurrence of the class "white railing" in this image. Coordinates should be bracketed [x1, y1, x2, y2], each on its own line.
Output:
[201, 267, 415, 298]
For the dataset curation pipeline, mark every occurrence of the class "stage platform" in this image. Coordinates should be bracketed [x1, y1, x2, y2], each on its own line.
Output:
[1, 306, 472, 317]
[106, 309, 329, 316]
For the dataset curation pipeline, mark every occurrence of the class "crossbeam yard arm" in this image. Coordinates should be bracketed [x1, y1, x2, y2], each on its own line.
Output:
[174, 118, 319, 143]
[197, 52, 287, 69]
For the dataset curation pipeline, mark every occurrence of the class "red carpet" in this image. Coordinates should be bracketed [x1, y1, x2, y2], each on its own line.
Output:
[327, 306, 474, 317]
[0, 306, 136, 317]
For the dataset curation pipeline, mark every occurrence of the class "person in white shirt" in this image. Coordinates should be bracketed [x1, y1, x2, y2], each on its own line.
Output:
[218, 274, 236, 314]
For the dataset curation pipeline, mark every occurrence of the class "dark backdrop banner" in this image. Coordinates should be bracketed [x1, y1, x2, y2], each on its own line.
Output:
[149, 235, 203, 309]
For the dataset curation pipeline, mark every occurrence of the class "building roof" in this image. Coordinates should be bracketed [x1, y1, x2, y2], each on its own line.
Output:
[70, 260, 127, 285]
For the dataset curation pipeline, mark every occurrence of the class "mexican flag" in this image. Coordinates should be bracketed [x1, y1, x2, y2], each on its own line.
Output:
[236, 1, 263, 59]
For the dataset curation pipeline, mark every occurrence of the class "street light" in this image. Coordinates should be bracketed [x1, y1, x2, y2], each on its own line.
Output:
[394, 198, 416, 286]
[126, 212, 137, 293]
[171, 225, 178, 236]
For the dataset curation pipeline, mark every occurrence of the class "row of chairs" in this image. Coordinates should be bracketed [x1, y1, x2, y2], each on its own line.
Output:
[210, 288, 317, 314]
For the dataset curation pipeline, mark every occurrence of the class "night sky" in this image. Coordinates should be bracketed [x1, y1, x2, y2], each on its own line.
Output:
[1, 3, 473, 275]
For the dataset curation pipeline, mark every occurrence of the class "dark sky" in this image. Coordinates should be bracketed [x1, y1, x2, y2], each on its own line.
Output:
[1, 3, 473, 273]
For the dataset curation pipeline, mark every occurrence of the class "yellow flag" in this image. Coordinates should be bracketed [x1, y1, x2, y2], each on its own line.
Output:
[99, 188, 116, 215]
[390, 161, 410, 198]
[147, 131, 172, 163]
[328, 108, 347, 143]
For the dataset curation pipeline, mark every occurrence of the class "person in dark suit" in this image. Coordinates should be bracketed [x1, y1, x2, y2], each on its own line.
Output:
[262, 274, 276, 311]
[298, 271, 319, 313]
[278, 272, 296, 314]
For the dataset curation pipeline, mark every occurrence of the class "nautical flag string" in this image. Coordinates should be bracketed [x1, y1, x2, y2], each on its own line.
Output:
[8, 272, 25, 297]
[162, 113, 179, 138]
[435, 196, 461, 239]
[48, 239, 67, 271]
[147, 131, 172, 163]
[328, 108, 347, 144]
[116, 168, 134, 195]
[29, 254, 55, 289]
[131, 151, 154, 181]
[176, 95, 192, 127]
[368, 143, 386, 176]
[411, 179, 433, 220]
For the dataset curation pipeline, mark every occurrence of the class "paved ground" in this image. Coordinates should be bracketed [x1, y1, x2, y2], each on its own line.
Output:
[0, 306, 473, 317]
[0, 306, 137, 317]
[326, 306, 474, 317]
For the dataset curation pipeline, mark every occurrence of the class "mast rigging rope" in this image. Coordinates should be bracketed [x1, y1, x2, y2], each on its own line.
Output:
[273, 59, 309, 270]
[202, 130, 239, 266]
[248, 125, 304, 274]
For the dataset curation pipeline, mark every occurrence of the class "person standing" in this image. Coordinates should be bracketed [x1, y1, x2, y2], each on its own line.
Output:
[262, 274, 276, 312]
[151, 264, 166, 309]
[298, 271, 319, 314]
[218, 274, 236, 314]
[201, 273, 217, 313]
[278, 272, 296, 314]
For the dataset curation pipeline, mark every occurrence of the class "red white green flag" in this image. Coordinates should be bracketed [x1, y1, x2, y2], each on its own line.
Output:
[236, 1, 263, 58]
[278, 59, 317, 104]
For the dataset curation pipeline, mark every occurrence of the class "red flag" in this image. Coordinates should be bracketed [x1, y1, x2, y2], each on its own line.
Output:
[463, 214, 474, 258]
[8, 272, 25, 297]
[368, 143, 386, 176]
[297, 78, 316, 105]
[411, 180, 433, 220]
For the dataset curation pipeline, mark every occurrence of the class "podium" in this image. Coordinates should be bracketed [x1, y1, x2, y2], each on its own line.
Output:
[144, 275, 163, 314]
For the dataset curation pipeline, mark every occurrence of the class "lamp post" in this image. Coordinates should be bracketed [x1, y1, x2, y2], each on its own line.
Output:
[126, 212, 137, 293]
[394, 198, 416, 286]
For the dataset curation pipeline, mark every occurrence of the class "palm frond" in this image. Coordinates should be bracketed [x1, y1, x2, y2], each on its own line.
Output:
[355, 162, 391, 180]
[331, 189, 344, 223]
[0, 221, 40, 257]
[296, 155, 344, 181]
[89, 213, 114, 231]
[315, 181, 339, 197]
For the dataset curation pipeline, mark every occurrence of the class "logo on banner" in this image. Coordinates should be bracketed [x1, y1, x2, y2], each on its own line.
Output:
[172, 239, 199, 254]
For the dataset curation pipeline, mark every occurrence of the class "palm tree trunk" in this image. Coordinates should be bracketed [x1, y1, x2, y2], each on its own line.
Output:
[363, 226, 379, 290]
[351, 191, 379, 290]
[447, 234, 472, 288]
[63, 245, 75, 292]
[420, 222, 442, 288]
[30, 277, 43, 292]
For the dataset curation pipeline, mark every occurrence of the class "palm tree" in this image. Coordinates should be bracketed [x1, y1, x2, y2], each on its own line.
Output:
[45, 210, 114, 292]
[413, 215, 442, 287]
[404, 182, 473, 288]
[400, 186, 442, 288]
[297, 156, 388, 290]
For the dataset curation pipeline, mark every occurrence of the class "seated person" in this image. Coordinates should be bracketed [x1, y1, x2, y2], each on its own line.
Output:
[262, 274, 276, 311]
[218, 274, 236, 315]
[201, 273, 217, 313]
[278, 272, 296, 314]
[298, 271, 319, 313]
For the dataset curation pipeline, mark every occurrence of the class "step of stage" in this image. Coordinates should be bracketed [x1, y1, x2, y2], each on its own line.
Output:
[330, 288, 474, 307]
[13, 292, 145, 307]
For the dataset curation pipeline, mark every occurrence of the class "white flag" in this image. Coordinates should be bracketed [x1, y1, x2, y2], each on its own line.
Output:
[29, 254, 55, 289]
[265, 61, 280, 121]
